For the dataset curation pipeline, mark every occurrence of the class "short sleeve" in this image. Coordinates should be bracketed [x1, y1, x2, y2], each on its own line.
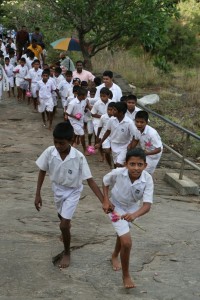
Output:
[103, 168, 122, 186]
[106, 119, 112, 131]
[81, 156, 92, 180]
[91, 102, 98, 114]
[36, 82, 40, 91]
[35, 148, 50, 171]
[66, 101, 74, 115]
[51, 80, 56, 91]
[88, 72, 95, 81]
[142, 174, 154, 203]
[98, 116, 104, 128]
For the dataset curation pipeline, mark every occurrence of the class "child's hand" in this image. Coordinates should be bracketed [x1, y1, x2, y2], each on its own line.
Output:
[121, 213, 135, 222]
[35, 195, 42, 211]
[95, 143, 100, 149]
[102, 200, 115, 214]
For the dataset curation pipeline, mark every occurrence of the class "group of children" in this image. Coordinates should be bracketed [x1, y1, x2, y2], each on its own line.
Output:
[34, 65, 163, 289]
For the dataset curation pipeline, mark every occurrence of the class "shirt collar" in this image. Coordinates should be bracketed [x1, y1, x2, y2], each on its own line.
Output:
[52, 146, 76, 160]
[122, 168, 147, 184]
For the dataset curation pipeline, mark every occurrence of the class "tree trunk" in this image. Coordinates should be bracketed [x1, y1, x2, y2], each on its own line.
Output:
[78, 31, 93, 71]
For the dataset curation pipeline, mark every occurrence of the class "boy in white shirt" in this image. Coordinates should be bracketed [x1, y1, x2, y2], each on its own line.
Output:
[84, 87, 98, 146]
[4, 57, 15, 97]
[96, 102, 115, 168]
[125, 94, 141, 121]
[36, 70, 59, 130]
[25, 59, 43, 109]
[131, 110, 163, 174]
[102, 148, 153, 289]
[35, 122, 103, 268]
[97, 102, 136, 167]
[66, 87, 88, 154]
[13, 57, 28, 101]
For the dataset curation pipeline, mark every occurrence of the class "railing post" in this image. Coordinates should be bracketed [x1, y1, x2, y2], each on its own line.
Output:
[179, 133, 190, 180]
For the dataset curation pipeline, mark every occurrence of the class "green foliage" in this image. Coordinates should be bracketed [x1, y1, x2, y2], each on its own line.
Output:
[153, 56, 172, 73]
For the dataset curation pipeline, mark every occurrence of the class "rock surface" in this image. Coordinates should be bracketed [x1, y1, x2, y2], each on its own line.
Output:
[0, 96, 200, 300]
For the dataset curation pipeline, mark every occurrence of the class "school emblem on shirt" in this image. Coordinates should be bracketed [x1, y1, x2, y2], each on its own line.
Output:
[121, 128, 125, 132]
[68, 169, 72, 174]
[135, 189, 140, 194]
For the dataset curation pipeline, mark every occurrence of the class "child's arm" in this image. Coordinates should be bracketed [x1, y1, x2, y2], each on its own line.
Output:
[121, 202, 151, 222]
[34, 169, 46, 211]
[131, 138, 139, 149]
[145, 147, 162, 156]
[96, 126, 102, 142]
[91, 113, 101, 118]
[87, 178, 104, 203]
[102, 182, 115, 213]
[95, 129, 111, 148]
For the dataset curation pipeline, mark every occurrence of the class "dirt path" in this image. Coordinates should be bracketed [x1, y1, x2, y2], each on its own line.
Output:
[0, 96, 200, 300]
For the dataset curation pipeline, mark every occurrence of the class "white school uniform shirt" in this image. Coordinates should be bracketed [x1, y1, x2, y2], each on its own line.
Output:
[126, 106, 141, 121]
[95, 83, 122, 102]
[26, 67, 43, 84]
[4, 64, 14, 77]
[103, 167, 153, 209]
[54, 74, 65, 89]
[91, 99, 111, 119]
[106, 115, 136, 152]
[134, 125, 163, 156]
[36, 146, 92, 188]
[66, 97, 87, 126]
[9, 56, 17, 67]
[98, 113, 112, 138]
[36, 78, 56, 99]
[58, 80, 71, 98]
[14, 65, 28, 79]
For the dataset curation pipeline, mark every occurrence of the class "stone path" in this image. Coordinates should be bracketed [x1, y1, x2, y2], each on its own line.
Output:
[0, 96, 200, 300]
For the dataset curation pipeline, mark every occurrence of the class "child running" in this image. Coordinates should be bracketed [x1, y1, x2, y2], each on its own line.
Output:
[131, 110, 163, 174]
[102, 148, 153, 288]
[125, 94, 141, 121]
[4, 57, 15, 97]
[34, 122, 103, 268]
[97, 102, 136, 167]
[36, 70, 59, 130]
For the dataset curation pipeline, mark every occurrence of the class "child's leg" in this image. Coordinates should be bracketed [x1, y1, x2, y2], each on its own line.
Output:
[120, 232, 135, 289]
[33, 98, 38, 110]
[80, 134, 86, 153]
[112, 235, 121, 271]
[104, 148, 112, 168]
[22, 89, 26, 101]
[48, 111, 53, 130]
[59, 217, 71, 268]
[41, 112, 46, 126]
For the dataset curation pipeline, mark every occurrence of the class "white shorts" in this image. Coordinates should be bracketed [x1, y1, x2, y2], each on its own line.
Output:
[31, 84, 37, 98]
[52, 92, 57, 106]
[15, 77, 23, 87]
[146, 153, 162, 174]
[102, 137, 111, 149]
[86, 120, 94, 135]
[92, 120, 100, 136]
[61, 97, 68, 109]
[19, 81, 29, 90]
[70, 122, 84, 136]
[8, 77, 14, 88]
[38, 97, 54, 113]
[108, 203, 138, 236]
[112, 148, 127, 165]
[52, 183, 83, 219]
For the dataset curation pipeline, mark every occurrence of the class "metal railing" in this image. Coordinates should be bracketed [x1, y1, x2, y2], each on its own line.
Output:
[138, 104, 200, 180]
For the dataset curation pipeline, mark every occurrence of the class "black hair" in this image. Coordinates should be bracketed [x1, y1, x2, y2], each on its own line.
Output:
[66, 70, 72, 76]
[108, 90, 113, 99]
[81, 80, 88, 87]
[53, 121, 74, 140]
[126, 94, 137, 102]
[76, 60, 83, 65]
[20, 57, 26, 63]
[42, 70, 50, 76]
[5, 57, 10, 61]
[77, 87, 87, 96]
[135, 110, 148, 122]
[100, 87, 110, 96]
[33, 59, 40, 64]
[54, 67, 62, 74]
[32, 39, 37, 43]
[89, 87, 97, 94]
[28, 51, 35, 59]
[94, 76, 102, 86]
[35, 27, 40, 31]
[73, 85, 80, 93]
[120, 95, 128, 102]
[126, 148, 146, 163]
[103, 70, 113, 78]
[108, 102, 116, 108]
[113, 101, 127, 114]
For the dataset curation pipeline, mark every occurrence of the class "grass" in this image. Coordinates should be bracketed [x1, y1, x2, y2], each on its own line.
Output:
[92, 49, 200, 158]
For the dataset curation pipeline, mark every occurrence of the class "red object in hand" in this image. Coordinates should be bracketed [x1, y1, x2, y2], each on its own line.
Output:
[111, 212, 121, 222]
[75, 113, 82, 120]
[87, 145, 95, 154]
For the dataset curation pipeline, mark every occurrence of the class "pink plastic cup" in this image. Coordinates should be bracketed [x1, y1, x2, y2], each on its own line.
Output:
[87, 145, 96, 154]
[75, 113, 82, 120]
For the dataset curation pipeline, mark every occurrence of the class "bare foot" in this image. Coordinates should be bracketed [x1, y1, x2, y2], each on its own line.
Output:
[123, 275, 136, 289]
[111, 254, 121, 271]
[58, 253, 70, 268]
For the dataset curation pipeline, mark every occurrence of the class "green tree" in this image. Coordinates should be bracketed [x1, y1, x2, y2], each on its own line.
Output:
[43, 0, 178, 69]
